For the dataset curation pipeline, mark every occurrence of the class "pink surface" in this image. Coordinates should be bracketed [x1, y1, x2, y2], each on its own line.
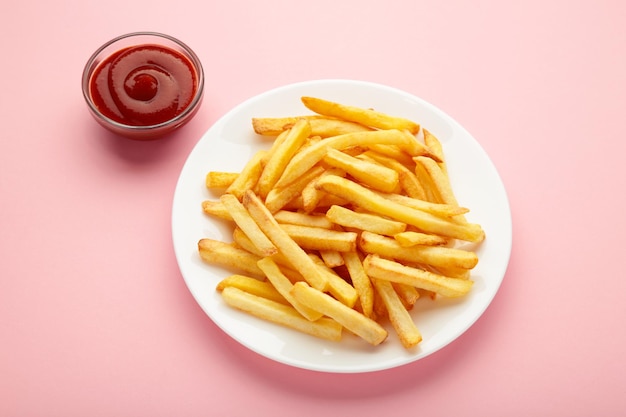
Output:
[2, 0, 625, 416]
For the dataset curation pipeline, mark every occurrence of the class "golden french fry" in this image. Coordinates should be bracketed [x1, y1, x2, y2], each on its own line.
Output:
[424, 263, 472, 280]
[364, 255, 473, 298]
[414, 156, 459, 208]
[257, 257, 324, 321]
[290, 281, 387, 346]
[274, 129, 418, 189]
[256, 117, 372, 138]
[280, 223, 357, 252]
[301, 96, 420, 134]
[216, 274, 288, 305]
[206, 171, 238, 189]
[317, 175, 484, 242]
[323, 148, 400, 193]
[221, 287, 342, 341]
[394, 231, 449, 247]
[342, 251, 374, 318]
[201, 200, 232, 221]
[220, 194, 277, 256]
[260, 129, 289, 164]
[308, 118, 372, 137]
[413, 159, 441, 203]
[359, 231, 478, 270]
[257, 119, 311, 198]
[242, 190, 328, 291]
[198, 238, 265, 279]
[225, 150, 267, 200]
[326, 205, 406, 236]
[252, 115, 321, 136]
[391, 282, 420, 308]
[273, 210, 334, 229]
[319, 249, 345, 268]
[423, 129, 446, 169]
[372, 278, 422, 348]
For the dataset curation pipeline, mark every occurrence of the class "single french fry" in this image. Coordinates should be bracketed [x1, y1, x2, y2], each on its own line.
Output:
[206, 171, 238, 189]
[290, 281, 387, 346]
[394, 231, 449, 247]
[257, 257, 324, 321]
[317, 175, 484, 242]
[372, 278, 422, 348]
[273, 210, 334, 229]
[342, 251, 374, 318]
[422, 129, 446, 171]
[220, 194, 277, 256]
[319, 249, 345, 268]
[414, 155, 467, 223]
[308, 118, 372, 137]
[201, 200, 232, 221]
[413, 159, 441, 203]
[242, 190, 328, 291]
[225, 150, 267, 200]
[198, 238, 265, 279]
[424, 264, 472, 280]
[252, 115, 321, 136]
[391, 282, 420, 309]
[260, 129, 289, 164]
[415, 156, 459, 207]
[257, 119, 311, 198]
[216, 274, 288, 305]
[326, 205, 406, 236]
[221, 287, 342, 341]
[364, 255, 473, 298]
[259, 117, 372, 138]
[323, 148, 400, 193]
[280, 223, 358, 252]
[301, 96, 420, 134]
[359, 231, 478, 270]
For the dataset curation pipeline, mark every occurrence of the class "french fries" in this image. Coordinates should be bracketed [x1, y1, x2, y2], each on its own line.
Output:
[196, 96, 485, 349]
[221, 287, 342, 341]
[290, 281, 387, 346]
[220, 193, 277, 257]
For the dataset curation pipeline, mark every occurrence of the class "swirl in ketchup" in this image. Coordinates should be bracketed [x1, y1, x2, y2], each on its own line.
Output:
[89, 44, 198, 126]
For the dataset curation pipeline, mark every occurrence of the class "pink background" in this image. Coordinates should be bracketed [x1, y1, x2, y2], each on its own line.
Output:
[2, 0, 625, 416]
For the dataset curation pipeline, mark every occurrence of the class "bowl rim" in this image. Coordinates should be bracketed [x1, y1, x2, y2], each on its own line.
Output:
[81, 31, 205, 132]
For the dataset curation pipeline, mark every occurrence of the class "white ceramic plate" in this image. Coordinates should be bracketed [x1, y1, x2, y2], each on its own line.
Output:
[172, 79, 512, 373]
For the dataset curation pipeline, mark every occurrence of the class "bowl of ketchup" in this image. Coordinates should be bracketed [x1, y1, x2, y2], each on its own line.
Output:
[82, 32, 204, 140]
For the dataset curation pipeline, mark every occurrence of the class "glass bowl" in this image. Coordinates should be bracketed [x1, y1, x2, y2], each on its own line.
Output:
[82, 32, 204, 140]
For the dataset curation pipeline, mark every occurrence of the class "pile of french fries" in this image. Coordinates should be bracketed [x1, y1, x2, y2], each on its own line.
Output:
[198, 96, 485, 349]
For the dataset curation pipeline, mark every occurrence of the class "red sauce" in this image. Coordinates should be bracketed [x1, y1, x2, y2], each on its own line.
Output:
[89, 44, 198, 126]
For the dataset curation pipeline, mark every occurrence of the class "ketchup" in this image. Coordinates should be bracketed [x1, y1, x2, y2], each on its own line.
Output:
[89, 44, 198, 126]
